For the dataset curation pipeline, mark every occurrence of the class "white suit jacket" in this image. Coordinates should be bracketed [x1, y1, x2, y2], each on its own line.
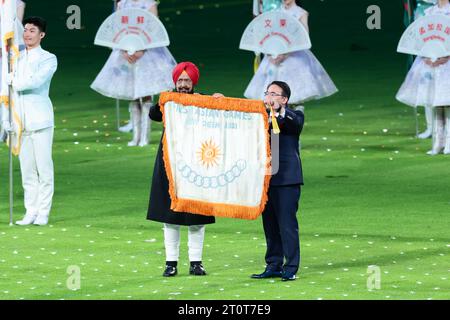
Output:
[6, 46, 57, 132]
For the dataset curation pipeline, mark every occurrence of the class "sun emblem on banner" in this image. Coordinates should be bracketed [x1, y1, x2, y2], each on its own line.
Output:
[197, 139, 221, 169]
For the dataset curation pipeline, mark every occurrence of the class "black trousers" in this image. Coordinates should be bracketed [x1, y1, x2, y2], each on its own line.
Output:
[262, 185, 301, 274]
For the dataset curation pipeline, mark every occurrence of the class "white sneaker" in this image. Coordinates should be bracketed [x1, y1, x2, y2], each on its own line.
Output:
[118, 122, 133, 133]
[138, 139, 148, 147]
[127, 140, 139, 147]
[16, 214, 38, 226]
[33, 215, 49, 226]
[417, 128, 432, 139]
[427, 146, 444, 156]
[444, 140, 450, 155]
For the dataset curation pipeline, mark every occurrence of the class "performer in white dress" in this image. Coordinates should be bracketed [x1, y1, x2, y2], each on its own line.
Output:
[396, 0, 450, 155]
[91, 0, 176, 147]
[245, 0, 338, 108]
[412, 0, 438, 139]
[0, 0, 26, 142]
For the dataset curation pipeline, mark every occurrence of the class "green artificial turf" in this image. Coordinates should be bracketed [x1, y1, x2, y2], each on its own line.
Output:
[0, 0, 448, 300]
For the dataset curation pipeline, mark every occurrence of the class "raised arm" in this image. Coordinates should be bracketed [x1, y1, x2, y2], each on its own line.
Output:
[17, 1, 26, 22]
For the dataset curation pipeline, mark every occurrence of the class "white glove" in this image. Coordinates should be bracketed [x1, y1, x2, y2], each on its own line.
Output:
[5, 72, 14, 86]
[1, 121, 13, 133]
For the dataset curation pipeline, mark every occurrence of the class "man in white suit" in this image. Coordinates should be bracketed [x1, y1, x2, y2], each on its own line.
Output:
[2, 16, 57, 226]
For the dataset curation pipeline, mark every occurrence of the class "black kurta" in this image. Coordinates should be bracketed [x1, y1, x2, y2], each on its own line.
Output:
[146, 103, 215, 226]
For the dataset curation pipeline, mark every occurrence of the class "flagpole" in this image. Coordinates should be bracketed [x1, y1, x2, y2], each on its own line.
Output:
[410, 0, 419, 137]
[113, 0, 121, 130]
[408, 0, 419, 136]
[404, 0, 420, 136]
[404, 0, 414, 69]
[7, 38, 14, 226]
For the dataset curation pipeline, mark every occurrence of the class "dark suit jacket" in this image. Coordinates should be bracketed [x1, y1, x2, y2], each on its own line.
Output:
[269, 107, 304, 186]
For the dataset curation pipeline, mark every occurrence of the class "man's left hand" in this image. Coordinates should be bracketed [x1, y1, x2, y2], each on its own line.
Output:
[212, 93, 224, 99]
[5, 72, 13, 86]
[266, 100, 283, 115]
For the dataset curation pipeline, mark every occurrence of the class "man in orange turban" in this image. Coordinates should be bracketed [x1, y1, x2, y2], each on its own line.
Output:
[171, 62, 200, 93]
[147, 62, 215, 278]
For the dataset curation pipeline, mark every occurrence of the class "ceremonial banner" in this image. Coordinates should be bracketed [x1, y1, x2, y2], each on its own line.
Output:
[160, 92, 271, 220]
[1, 0, 23, 155]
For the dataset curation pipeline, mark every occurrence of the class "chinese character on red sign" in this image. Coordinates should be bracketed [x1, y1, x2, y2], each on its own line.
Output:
[137, 16, 144, 24]
[121, 16, 129, 24]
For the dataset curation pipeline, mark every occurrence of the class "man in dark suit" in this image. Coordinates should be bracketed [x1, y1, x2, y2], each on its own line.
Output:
[251, 81, 304, 281]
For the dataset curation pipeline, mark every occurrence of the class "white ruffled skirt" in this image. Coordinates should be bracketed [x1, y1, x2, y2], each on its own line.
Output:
[91, 47, 176, 100]
[244, 50, 338, 104]
[396, 57, 450, 108]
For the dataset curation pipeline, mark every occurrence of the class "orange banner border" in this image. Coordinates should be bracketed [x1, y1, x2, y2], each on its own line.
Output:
[159, 92, 271, 220]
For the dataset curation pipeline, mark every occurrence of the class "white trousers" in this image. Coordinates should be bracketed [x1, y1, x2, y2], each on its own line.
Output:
[163, 223, 205, 262]
[19, 127, 54, 218]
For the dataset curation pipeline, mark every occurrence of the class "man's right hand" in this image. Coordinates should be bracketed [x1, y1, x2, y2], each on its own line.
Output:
[1, 121, 13, 133]
[265, 100, 282, 113]
[5, 72, 13, 86]
[212, 93, 224, 99]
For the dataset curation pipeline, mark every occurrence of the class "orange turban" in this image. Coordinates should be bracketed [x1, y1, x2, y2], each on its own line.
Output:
[172, 62, 200, 86]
